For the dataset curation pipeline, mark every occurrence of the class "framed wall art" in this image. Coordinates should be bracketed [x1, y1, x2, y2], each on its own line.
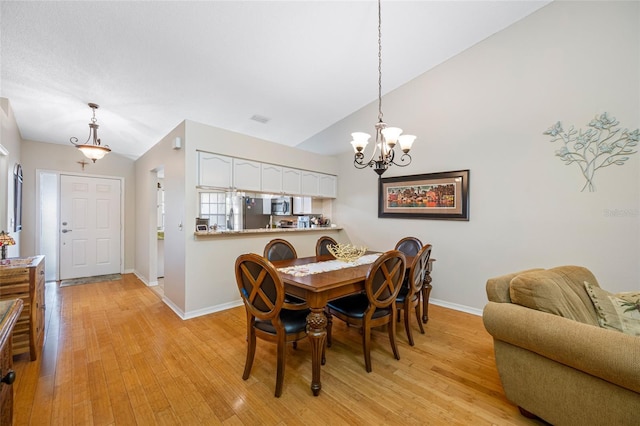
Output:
[378, 170, 469, 220]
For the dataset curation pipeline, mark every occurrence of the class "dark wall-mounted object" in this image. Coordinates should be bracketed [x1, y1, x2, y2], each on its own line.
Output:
[378, 170, 470, 220]
[14, 163, 22, 232]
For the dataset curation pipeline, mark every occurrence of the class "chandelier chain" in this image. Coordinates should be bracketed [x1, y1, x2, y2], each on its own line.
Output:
[377, 0, 383, 123]
[350, 0, 415, 176]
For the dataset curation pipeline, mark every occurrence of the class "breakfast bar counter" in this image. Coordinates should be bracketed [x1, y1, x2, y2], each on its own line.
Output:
[194, 226, 342, 238]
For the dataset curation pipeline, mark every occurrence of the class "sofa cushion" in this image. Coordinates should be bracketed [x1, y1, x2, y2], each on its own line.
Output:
[509, 266, 600, 326]
[584, 282, 640, 336]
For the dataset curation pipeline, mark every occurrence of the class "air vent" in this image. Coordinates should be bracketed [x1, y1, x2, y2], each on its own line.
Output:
[250, 114, 270, 124]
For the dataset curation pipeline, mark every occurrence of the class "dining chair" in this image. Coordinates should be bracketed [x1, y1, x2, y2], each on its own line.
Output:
[315, 236, 338, 257]
[326, 250, 406, 372]
[394, 236, 432, 323]
[263, 238, 307, 306]
[396, 244, 432, 346]
[235, 253, 310, 397]
[394, 236, 423, 257]
[264, 238, 298, 261]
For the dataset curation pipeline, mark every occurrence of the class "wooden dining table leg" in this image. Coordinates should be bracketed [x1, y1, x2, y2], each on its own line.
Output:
[422, 271, 433, 323]
[306, 307, 328, 396]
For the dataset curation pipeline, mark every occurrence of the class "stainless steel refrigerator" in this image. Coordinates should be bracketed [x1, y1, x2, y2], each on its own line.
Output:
[226, 196, 271, 230]
[227, 197, 265, 230]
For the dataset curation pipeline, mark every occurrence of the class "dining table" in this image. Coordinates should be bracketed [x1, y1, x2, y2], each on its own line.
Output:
[273, 252, 434, 396]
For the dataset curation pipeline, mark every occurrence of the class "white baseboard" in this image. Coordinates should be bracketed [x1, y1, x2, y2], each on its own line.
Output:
[430, 298, 482, 317]
[165, 298, 244, 320]
[162, 296, 186, 319]
[132, 270, 149, 286]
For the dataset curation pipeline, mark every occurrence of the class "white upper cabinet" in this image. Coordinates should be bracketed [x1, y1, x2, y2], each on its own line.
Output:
[293, 196, 312, 214]
[319, 174, 337, 198]
[198, 152, 233, 188]
[233, 158, 262, 191]
[282, 167, 302, 195]
[261, 164, 283, 193]
[197, 151, 337, 198]
[301, 171, 320, 196]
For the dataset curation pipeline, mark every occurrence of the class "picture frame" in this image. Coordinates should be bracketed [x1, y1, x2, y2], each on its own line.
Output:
[378, 170, 469, 220]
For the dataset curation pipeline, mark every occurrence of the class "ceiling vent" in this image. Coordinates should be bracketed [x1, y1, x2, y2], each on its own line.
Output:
[250, 114, 270, 124]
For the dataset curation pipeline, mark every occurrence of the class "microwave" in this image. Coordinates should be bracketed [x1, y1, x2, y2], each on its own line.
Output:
[271, 197, 292, 215]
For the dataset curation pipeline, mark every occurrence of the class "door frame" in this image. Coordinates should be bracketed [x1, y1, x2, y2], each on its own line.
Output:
[35, 169, 125, 282]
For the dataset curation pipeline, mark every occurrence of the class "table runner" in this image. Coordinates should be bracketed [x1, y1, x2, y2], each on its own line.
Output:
[277, 253, 381, 277]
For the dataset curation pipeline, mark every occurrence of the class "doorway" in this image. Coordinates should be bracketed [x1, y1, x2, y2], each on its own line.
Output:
[36, 171, 123, 281]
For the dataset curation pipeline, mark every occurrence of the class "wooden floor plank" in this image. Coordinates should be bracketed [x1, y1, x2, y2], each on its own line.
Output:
[11, 274, 545, 425]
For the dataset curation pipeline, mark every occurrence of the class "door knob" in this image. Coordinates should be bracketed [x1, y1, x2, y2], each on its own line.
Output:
[61, 229, 72, 233]
[1, 370, 16, 385]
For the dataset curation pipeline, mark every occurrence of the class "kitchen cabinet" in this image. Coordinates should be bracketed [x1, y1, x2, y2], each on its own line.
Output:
[301, 171, 320, 196]
[300, 172, 337, 198]
[0, 256, 45, 361]
[319, 174, 337, 198]
[282, 167, 302, 195]
[198, 152, 233, 188]
[261, 164, 283, 193]
[293, 197, 312, 214]
[233, 158, 261, 191]
[197, 151, 337, 198]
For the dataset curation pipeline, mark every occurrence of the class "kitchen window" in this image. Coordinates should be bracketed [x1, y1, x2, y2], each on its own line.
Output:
[199, 191, 227, 229]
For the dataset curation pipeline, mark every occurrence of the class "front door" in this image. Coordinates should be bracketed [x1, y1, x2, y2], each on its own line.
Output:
[59, 175, 121, 280]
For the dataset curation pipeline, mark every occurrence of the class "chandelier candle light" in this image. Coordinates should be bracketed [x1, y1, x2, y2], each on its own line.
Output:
[351, 0, 416, 176]
[70, 103, 111, 163]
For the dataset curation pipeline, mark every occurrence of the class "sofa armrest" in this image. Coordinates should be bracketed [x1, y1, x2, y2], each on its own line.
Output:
[483, 301, 640, 393]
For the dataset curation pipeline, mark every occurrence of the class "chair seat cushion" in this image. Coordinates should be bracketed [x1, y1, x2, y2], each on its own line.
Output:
[328, 294, 390, 319]
[255, 308, 310, 334]
[396, 286, 409, 304]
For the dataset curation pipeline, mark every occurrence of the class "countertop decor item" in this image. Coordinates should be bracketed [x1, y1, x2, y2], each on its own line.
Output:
[0, 231, 16, 261]
[544, 113, 639, 192]
[69, 102, 111, 163]
[327, 243, 367, 263]
[349, 0, 416, 176]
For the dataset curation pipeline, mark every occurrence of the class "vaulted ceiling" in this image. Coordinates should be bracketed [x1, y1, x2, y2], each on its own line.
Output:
[1, 1, 550, 159]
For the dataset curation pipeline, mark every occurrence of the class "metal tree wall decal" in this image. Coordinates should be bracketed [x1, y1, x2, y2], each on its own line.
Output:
[544, 113, 639, 192]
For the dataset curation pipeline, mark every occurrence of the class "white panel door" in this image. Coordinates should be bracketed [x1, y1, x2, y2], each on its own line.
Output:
[60, 175, 121, 280]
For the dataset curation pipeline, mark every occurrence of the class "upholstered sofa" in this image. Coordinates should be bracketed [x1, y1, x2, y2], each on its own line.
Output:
[483, 266, 640, 425]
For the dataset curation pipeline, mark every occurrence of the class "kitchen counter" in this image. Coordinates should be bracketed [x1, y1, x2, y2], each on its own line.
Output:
[194, 226, 342, 238]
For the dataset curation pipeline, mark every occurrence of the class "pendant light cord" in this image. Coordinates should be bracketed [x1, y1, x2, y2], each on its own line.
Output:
[377, 0, 383, 123]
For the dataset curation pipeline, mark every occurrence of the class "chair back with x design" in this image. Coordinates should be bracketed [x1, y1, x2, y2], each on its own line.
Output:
[235, 253, 308, 397]
[364, 250, 406, 312]
[236, 254, 284, 321]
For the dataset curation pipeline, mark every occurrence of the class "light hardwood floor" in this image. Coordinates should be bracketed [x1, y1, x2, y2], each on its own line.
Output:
[12, 274, 544, 425]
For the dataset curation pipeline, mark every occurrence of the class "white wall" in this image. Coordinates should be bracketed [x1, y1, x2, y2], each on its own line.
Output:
[134, 122, 186, 311]
[0, 98, 22, 258]
[311, 1, 640, 314]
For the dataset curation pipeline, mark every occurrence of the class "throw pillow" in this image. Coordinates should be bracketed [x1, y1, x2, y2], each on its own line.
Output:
[584, 281, 640, 336]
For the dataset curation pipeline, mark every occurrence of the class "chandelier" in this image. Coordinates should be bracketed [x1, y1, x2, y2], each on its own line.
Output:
[70, 103, 111, 162]
[351, 0, 416, 176]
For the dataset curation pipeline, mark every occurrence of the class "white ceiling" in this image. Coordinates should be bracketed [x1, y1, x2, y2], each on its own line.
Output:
[1, 1, 550, 159]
